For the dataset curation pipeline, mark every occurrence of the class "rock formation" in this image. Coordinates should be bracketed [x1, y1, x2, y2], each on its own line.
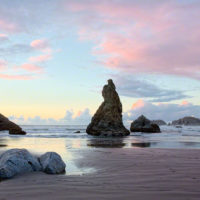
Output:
[86, 79, 130, 136]
[0, 113, 26, 135]
[151, 120, 166, 126]
[172, 116, 200, 126]
[0, 149, 41, 179]
[130, 115, 161, 133]
[74, 131, 80, 133]
[39, 152, 66, 174]
[0, 149, 66, 179]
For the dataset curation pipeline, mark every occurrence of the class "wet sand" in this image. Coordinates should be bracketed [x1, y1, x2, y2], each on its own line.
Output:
[0, 148, 200, 200]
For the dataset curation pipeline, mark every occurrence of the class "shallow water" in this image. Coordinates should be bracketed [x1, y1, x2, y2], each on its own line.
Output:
[1, 125, 200, 175]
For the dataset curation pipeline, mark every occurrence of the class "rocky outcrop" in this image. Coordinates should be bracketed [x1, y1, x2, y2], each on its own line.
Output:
[74, 131, 80, 133]
[86, 79, 130, 137]
[0, 113, 26, 135]
[172, 116, 200, 126]
[151, 120, 166, 126]
[0, 149, 41, 179]
[130, 115, 161, 133]
[39, 152, 66, 174]
[0, 149, 66, 179]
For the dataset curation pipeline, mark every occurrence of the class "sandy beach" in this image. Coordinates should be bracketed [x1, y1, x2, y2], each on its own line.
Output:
[0, 148, 200, 200]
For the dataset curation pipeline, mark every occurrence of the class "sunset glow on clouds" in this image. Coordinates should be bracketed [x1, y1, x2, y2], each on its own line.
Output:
[0, 0, 200, 123]
[9, 100, 200, 125]
[65, 0, 200, 79]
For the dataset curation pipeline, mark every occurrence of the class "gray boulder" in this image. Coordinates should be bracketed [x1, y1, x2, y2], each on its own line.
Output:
[39, 152, 66, 174]
[0, 149, 41, 179]
[130, 115, 161, 133]
[86, 79, 130, 137]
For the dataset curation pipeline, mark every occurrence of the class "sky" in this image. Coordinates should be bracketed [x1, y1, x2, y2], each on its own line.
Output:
[1, 0, 200, 124]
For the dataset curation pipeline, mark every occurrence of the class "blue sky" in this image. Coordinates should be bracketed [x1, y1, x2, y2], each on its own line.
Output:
[0, 0, 200, 124]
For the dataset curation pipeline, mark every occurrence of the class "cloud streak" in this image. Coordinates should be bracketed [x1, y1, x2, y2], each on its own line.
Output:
[0, 74, 34, 80]
[113, 74, 189, 102]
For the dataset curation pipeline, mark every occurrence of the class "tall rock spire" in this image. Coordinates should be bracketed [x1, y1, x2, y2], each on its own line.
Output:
[86, 79, 130, 136]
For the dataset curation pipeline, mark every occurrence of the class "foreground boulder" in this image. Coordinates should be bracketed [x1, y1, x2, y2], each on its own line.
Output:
[0, 113, 26, 135]
[86, 79, 130, 136]
[0, 149, 41, 179]
[0, 149, 66, 179]
[130, 115, 161, 133]
[172, 116, 200, 126]
[39, 152, 66, 174]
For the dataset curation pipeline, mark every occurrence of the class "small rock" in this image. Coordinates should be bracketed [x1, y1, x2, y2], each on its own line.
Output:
[39, 152, 66, 174]
[130, 115, 161, 133]
[74, 131, 80, 133]
[0, 149, 41, 179]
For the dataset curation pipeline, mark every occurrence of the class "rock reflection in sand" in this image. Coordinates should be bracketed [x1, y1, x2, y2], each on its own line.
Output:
[87, 138, 126, 148]
[0, 139, 7, 147]
[131, 142, 151, 148]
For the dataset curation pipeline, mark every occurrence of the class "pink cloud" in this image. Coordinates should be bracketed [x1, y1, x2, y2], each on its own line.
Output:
[131, 99, 145, 110]
[0, 33, 8, 41]
[29, 54, 52, 63]
[19, 63, 43, 73]
[0, 63, 43, 80]
[64, 1, 200, 79]
[0, 74, 34, 80]
[0, 20, 19, 33]
[181, 100, 190, 106]
[30, 39, 51, 53]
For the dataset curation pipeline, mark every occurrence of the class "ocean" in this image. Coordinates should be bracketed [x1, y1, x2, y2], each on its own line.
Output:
[1, 125, 200, 175]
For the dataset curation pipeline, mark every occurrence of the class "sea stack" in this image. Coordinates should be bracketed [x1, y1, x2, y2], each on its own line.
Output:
[130, 115, 161, 133]
[172, 116, 200, 126]
[86, 79, 130, 136]
[0, 113, 26, 135]
[151, 120, 166, 126]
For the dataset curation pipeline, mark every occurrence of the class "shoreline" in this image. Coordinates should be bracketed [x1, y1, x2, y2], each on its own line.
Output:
[0, 148, 200, 200]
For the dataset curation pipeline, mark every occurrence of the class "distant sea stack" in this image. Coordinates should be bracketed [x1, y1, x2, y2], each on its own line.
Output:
[86, 79, 130, 136]
[0, 113, 26, 135]
[172, 116, 200, 126]
[151, 120, 166, 126]
[130, 115, 161, 133]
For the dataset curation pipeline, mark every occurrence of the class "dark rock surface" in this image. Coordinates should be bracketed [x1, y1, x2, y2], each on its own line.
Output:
[151, 120, 166, 126]
[74, 131, 80, 133]
[172, 116, 200, 126]
[0, 113, 26, 135]
[0, 149, 41, 179]
[86, 79, 130, 136]
[39, 152, 66, 174]
[130, 115, 161, 133]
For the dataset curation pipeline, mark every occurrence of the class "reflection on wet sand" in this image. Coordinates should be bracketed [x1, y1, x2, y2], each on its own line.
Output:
[87, 138, 126, 148]
[180, 141, 200, 146]
[131, 142, 151, 148]
[0, 138, 8, 148]
[0, 144, 7, 147]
